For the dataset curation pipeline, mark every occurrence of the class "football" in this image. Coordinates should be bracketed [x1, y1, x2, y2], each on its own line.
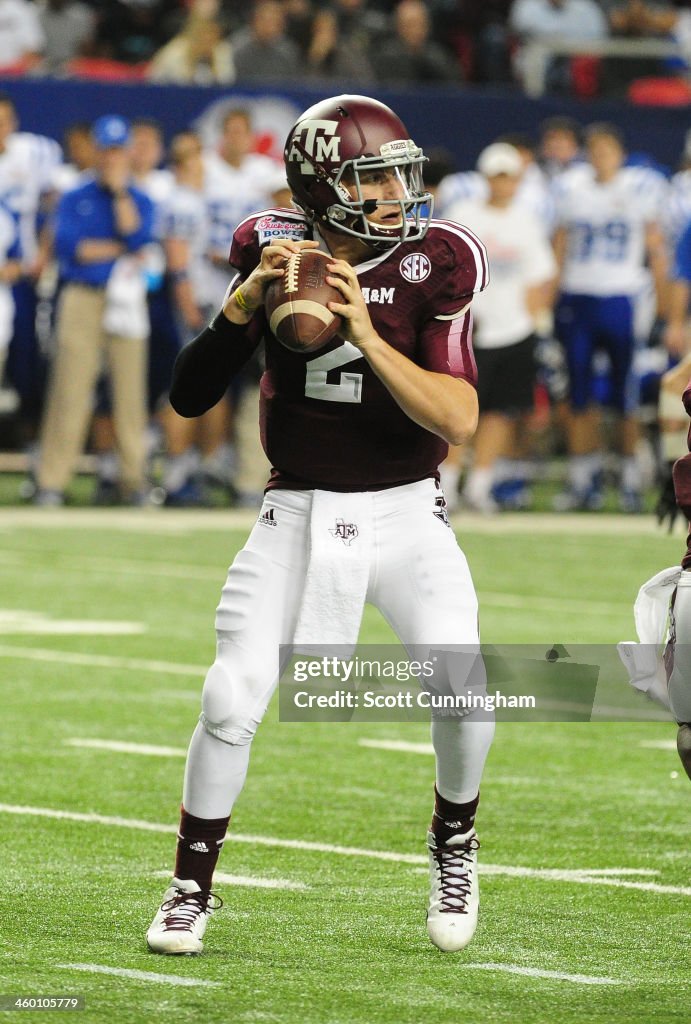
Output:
[264, 250, 343, 353]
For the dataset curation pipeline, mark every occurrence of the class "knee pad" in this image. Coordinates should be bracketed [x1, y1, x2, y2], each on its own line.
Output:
[199, 640, 276, 746]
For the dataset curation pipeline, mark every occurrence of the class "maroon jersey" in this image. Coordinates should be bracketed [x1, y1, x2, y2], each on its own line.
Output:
[675, 380, 691, 568]
[229, 209, 488, 491]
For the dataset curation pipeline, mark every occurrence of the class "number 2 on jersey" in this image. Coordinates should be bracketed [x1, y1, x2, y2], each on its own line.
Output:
[304, 341, 364, 403]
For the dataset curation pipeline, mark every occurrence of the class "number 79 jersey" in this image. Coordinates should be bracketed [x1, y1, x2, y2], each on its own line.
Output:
[229, 209, 488, 491]
[554, 164, 667, 297]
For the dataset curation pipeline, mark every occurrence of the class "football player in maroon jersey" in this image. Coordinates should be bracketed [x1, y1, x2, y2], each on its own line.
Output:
[621, 376, 691, 781]
[664, 380, 691, 779]
[147, 95, 493, 956]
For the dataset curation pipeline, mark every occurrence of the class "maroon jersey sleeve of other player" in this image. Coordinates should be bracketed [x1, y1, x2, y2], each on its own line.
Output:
[415, 221, 490, 389]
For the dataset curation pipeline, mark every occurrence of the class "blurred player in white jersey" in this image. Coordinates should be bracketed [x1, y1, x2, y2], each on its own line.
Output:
[664, 147, 691, 251]
[436, 132, 555, 235]
[552, 122, 668, 512]
[163, 133, 213, 348]
[0, 199, 21, 392]
[202, 107, 279, 493]
[130, 118, 176, 435]
[158, 130, 233, 505]
[0, 93, 62, 268]
[0, 91, 62, 439]
[131, 119, 174, 210]
[204, 107, 280, 306]
[445, 143, 557, 513]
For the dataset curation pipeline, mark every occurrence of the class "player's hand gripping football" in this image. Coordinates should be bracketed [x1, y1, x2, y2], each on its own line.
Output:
[325, 259, 379, 351]
[223, 239, 321, 324]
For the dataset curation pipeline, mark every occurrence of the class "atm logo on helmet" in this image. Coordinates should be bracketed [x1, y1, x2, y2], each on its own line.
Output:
[288, 119, 340, 174]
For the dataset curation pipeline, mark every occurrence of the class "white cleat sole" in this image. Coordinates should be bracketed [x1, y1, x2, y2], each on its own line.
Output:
[146, 934, 204, 956]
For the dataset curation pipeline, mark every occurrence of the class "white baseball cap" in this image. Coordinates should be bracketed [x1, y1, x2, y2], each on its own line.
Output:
[477, 142, 523, 178]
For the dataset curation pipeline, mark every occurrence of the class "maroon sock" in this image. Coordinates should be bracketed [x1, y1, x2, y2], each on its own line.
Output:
[174, 806, 230, 890]
[430, 787, 479, 844]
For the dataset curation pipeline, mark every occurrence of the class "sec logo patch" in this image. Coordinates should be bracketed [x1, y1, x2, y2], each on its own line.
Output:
[400, 253, 431, 283]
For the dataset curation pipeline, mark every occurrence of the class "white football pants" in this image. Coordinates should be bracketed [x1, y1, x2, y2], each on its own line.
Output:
[668, 571, 691, 723]
[183, 479, 495, 818]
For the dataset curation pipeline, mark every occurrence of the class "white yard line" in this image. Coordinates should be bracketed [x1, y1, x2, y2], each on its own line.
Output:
[639, 739, 678, 751]
[0, 644, 205, 676]
[0, 609, 146, 635]
[57, 964, 219, 988]
[464, 963, 621, 986]
[65, 739, 187, 758]
[1, 803, 688, 896]
[572, 877, 691, 897]
[359, 739, 434, 755]
[153, 870, 308, 891]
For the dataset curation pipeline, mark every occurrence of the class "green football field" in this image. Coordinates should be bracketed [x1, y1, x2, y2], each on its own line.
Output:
[0, 509, 688, 1024]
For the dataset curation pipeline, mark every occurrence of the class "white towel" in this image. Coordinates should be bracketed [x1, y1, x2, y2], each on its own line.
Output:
[633, 565, 682, 645]
[102, 255, 149, 340]
[617, 564, 681, 713]
[293, 489, 373, 653]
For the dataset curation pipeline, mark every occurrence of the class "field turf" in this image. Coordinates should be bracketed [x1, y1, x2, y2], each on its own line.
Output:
[0, 509, 688, 1023]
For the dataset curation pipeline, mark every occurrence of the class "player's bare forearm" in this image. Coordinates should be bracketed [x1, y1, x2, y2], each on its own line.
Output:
[526, 278, 557, 319]
[667, 279, 690, 329]
[665, 280, 691, 355]
[0, 259, 21, 285]
[355, 333, 478, 445]
[174, 279, 204, 332]
[552, 227, 567, 277]
[646, 224, 669, 316]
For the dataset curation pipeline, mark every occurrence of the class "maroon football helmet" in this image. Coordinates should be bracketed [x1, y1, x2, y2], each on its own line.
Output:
[284, 95, 433, 246]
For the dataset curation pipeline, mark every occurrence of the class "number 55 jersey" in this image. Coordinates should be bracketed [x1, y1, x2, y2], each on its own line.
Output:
[229, 209, 489, 492]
